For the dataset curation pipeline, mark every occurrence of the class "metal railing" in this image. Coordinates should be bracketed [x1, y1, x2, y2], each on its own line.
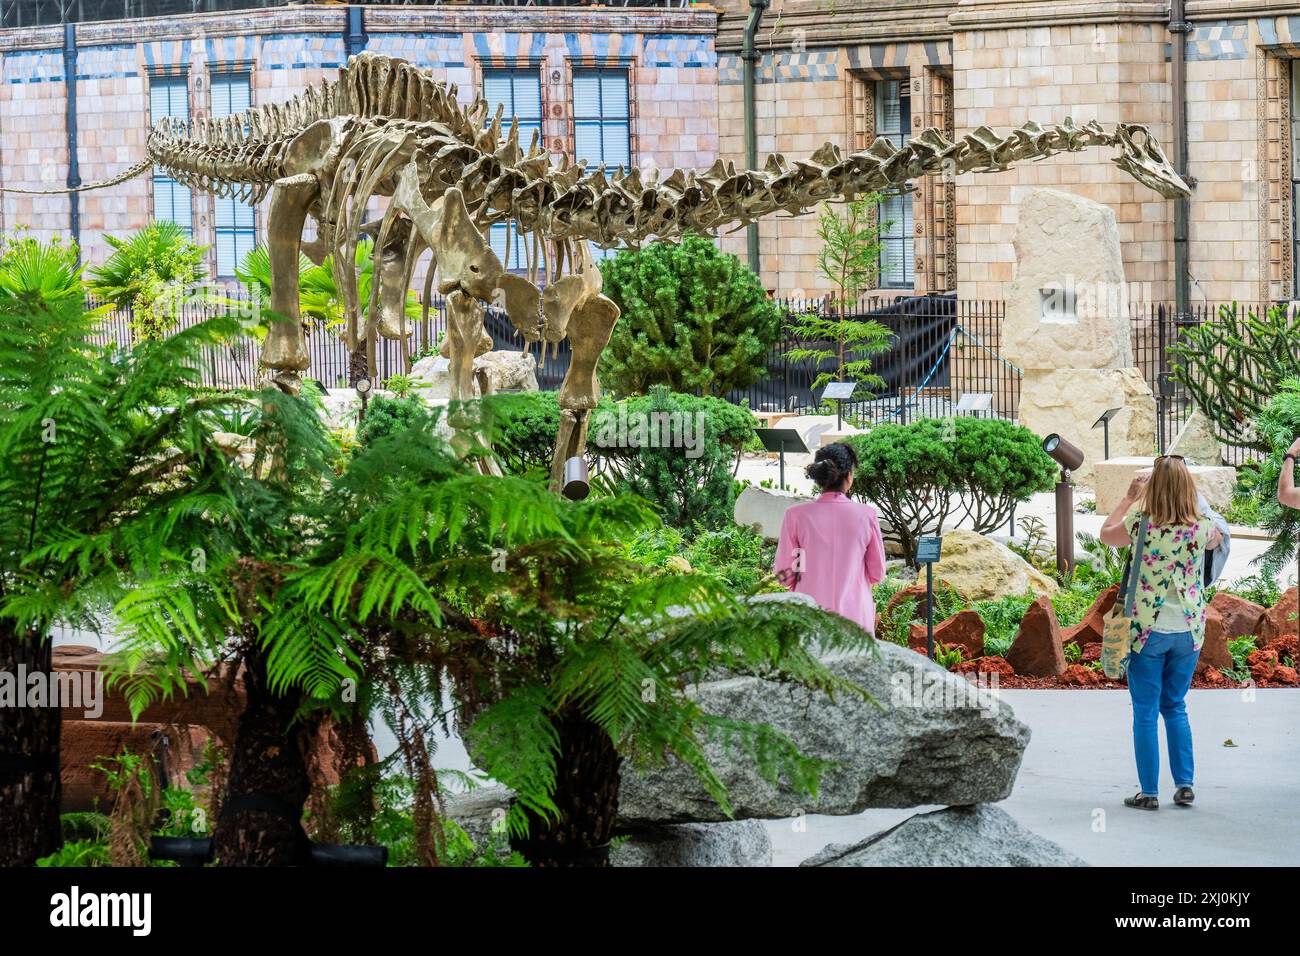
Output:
[0, 0, 686, 29]
[86, 293, 1280, 466]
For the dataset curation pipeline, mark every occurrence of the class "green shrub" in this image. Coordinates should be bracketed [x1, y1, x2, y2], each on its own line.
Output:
[953, 418, 1059, 531]
[972, 594, 1035, 658]
[598, 234, 782, 397]
[1245, 379, 1300, 571]
[358, 394, 432, 447]
[485, 391, 564, 477]
[591, 387, 755, 532]
[1220, 572, 1283, 609]
[683, 525, 777, 592]
[848, 416, 1055, 563]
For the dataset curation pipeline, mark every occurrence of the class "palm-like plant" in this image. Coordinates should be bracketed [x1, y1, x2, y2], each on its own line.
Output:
[87, 221, 208, 340]
[236, 240, 421, 335]
[0, 238, 245, 865]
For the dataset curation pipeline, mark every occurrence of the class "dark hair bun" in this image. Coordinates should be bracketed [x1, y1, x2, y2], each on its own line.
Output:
[806, 442, 859, 491]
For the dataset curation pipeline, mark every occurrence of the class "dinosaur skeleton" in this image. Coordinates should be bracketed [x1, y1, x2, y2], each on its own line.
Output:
[4, 51, 1191, 491]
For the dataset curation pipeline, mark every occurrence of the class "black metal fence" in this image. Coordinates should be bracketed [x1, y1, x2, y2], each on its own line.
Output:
[87, 293, 1276, 466]
[725, 294, 1013, 427]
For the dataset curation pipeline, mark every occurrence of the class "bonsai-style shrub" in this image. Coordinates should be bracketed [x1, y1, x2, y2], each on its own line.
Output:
[848, 416, 1056, 563]
[848, 419, 963, 562]
[590, 387, 756, 532]
[952, 417, 1058, 532]
[598, 234, 782, 397]
[1171, 302, 1300, 451]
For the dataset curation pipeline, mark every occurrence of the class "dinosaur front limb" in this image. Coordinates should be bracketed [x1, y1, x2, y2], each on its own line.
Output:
[549, 293, 619, 491]
[444, 291, 497, 476]
[261, 173, 319, 390]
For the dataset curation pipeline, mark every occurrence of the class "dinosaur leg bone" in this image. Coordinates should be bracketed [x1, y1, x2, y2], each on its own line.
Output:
[261, 173, 320, 392]
[549, 293, 619, 491]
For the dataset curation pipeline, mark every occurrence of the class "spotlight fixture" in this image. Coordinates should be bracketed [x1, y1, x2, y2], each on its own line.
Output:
[1041, 434, 1084, 578]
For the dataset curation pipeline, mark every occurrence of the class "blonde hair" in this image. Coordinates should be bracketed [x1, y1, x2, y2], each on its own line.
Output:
[1141, 456, 1199, 526]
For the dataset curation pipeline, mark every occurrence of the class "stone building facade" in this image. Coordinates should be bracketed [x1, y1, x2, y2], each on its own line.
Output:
[0, 2, 719, 282]
[714, 0, 1300, 305]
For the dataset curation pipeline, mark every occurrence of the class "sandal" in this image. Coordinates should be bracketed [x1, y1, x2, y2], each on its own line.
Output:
[1173, 786, 1195, 806]
[1124, 792, 1159, 811]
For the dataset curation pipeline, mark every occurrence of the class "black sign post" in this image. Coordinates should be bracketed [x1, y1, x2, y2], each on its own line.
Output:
[754, 428, 809, 491]
[821, 381, 856, 430]
[1092, 407, 1122, 461]
[915, 536, 944, 660]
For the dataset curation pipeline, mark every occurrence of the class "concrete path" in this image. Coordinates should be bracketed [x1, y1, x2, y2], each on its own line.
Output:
[764, 688, 1300, 866]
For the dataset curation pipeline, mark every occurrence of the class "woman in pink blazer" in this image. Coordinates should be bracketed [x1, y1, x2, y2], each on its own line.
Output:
[773, 442, 888, 633]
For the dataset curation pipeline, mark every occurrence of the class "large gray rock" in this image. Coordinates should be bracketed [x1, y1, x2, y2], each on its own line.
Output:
[611, 820, 772, 867]
[409, 349, 538, 400]
[617, 639, 1030, 824]
[799, 804, 1088, 867]
[441, 785, 772, 866]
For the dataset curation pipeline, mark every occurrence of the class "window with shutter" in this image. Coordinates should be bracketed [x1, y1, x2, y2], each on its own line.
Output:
[150, 75, 193, 235]
[211, 73, 256, 277]
[875, 78, 913, 289]
[483, 68, 543, 272]
[572, 68, 630, 264]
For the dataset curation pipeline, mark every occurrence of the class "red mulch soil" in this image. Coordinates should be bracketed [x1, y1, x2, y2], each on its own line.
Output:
[937, 651, 1298, 690]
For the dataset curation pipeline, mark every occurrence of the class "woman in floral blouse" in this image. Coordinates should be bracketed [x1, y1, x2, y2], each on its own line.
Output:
[1100, 455, 1222, 811]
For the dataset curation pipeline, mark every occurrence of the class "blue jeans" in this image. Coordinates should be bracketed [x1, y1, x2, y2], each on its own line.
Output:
[1127, 630, 1199, 797]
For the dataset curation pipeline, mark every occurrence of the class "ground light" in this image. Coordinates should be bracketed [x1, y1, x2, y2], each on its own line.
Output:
[1042, 433, 1084, 577]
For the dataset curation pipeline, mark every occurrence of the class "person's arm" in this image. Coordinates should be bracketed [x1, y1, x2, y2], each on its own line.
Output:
[773, 510, 800, 589]
[863, 509, 887, 586]
[1278, 437, 1300, 509]
[1100, 474, 1148, 547]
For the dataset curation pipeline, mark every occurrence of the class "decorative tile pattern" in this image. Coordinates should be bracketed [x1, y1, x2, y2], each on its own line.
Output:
[643, 33, 715, 69]
[471, 32, 546, 67]
[3, 49, 64, 85]
[848, 40, 951, 75]
[260, 34, 344, 71]
[718, 50, 837, 85]
[1257, 15, 1300, 58]
[205, 35, 258, 71]
[1186, 20, 1249, 62]
[563, 32, 635, 65]
[76, 45, 139, 81]
[369, 33, 466, 69]
[143, 39, 192, 76]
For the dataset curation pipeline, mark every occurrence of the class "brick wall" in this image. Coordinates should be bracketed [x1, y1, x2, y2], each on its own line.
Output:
[952, 18, 1174, 302]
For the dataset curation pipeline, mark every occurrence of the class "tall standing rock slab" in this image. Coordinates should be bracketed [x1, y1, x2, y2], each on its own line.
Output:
[617, 640, 1030, 825]
[1197, 605, 1233, 673]
[1006, 596, 1066, 677]
[1003, 189, 1131, 373]
[1167, 408, 1223, 465]
[799, 804, 1088, 867]
[1018, 369, 1157, 484]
